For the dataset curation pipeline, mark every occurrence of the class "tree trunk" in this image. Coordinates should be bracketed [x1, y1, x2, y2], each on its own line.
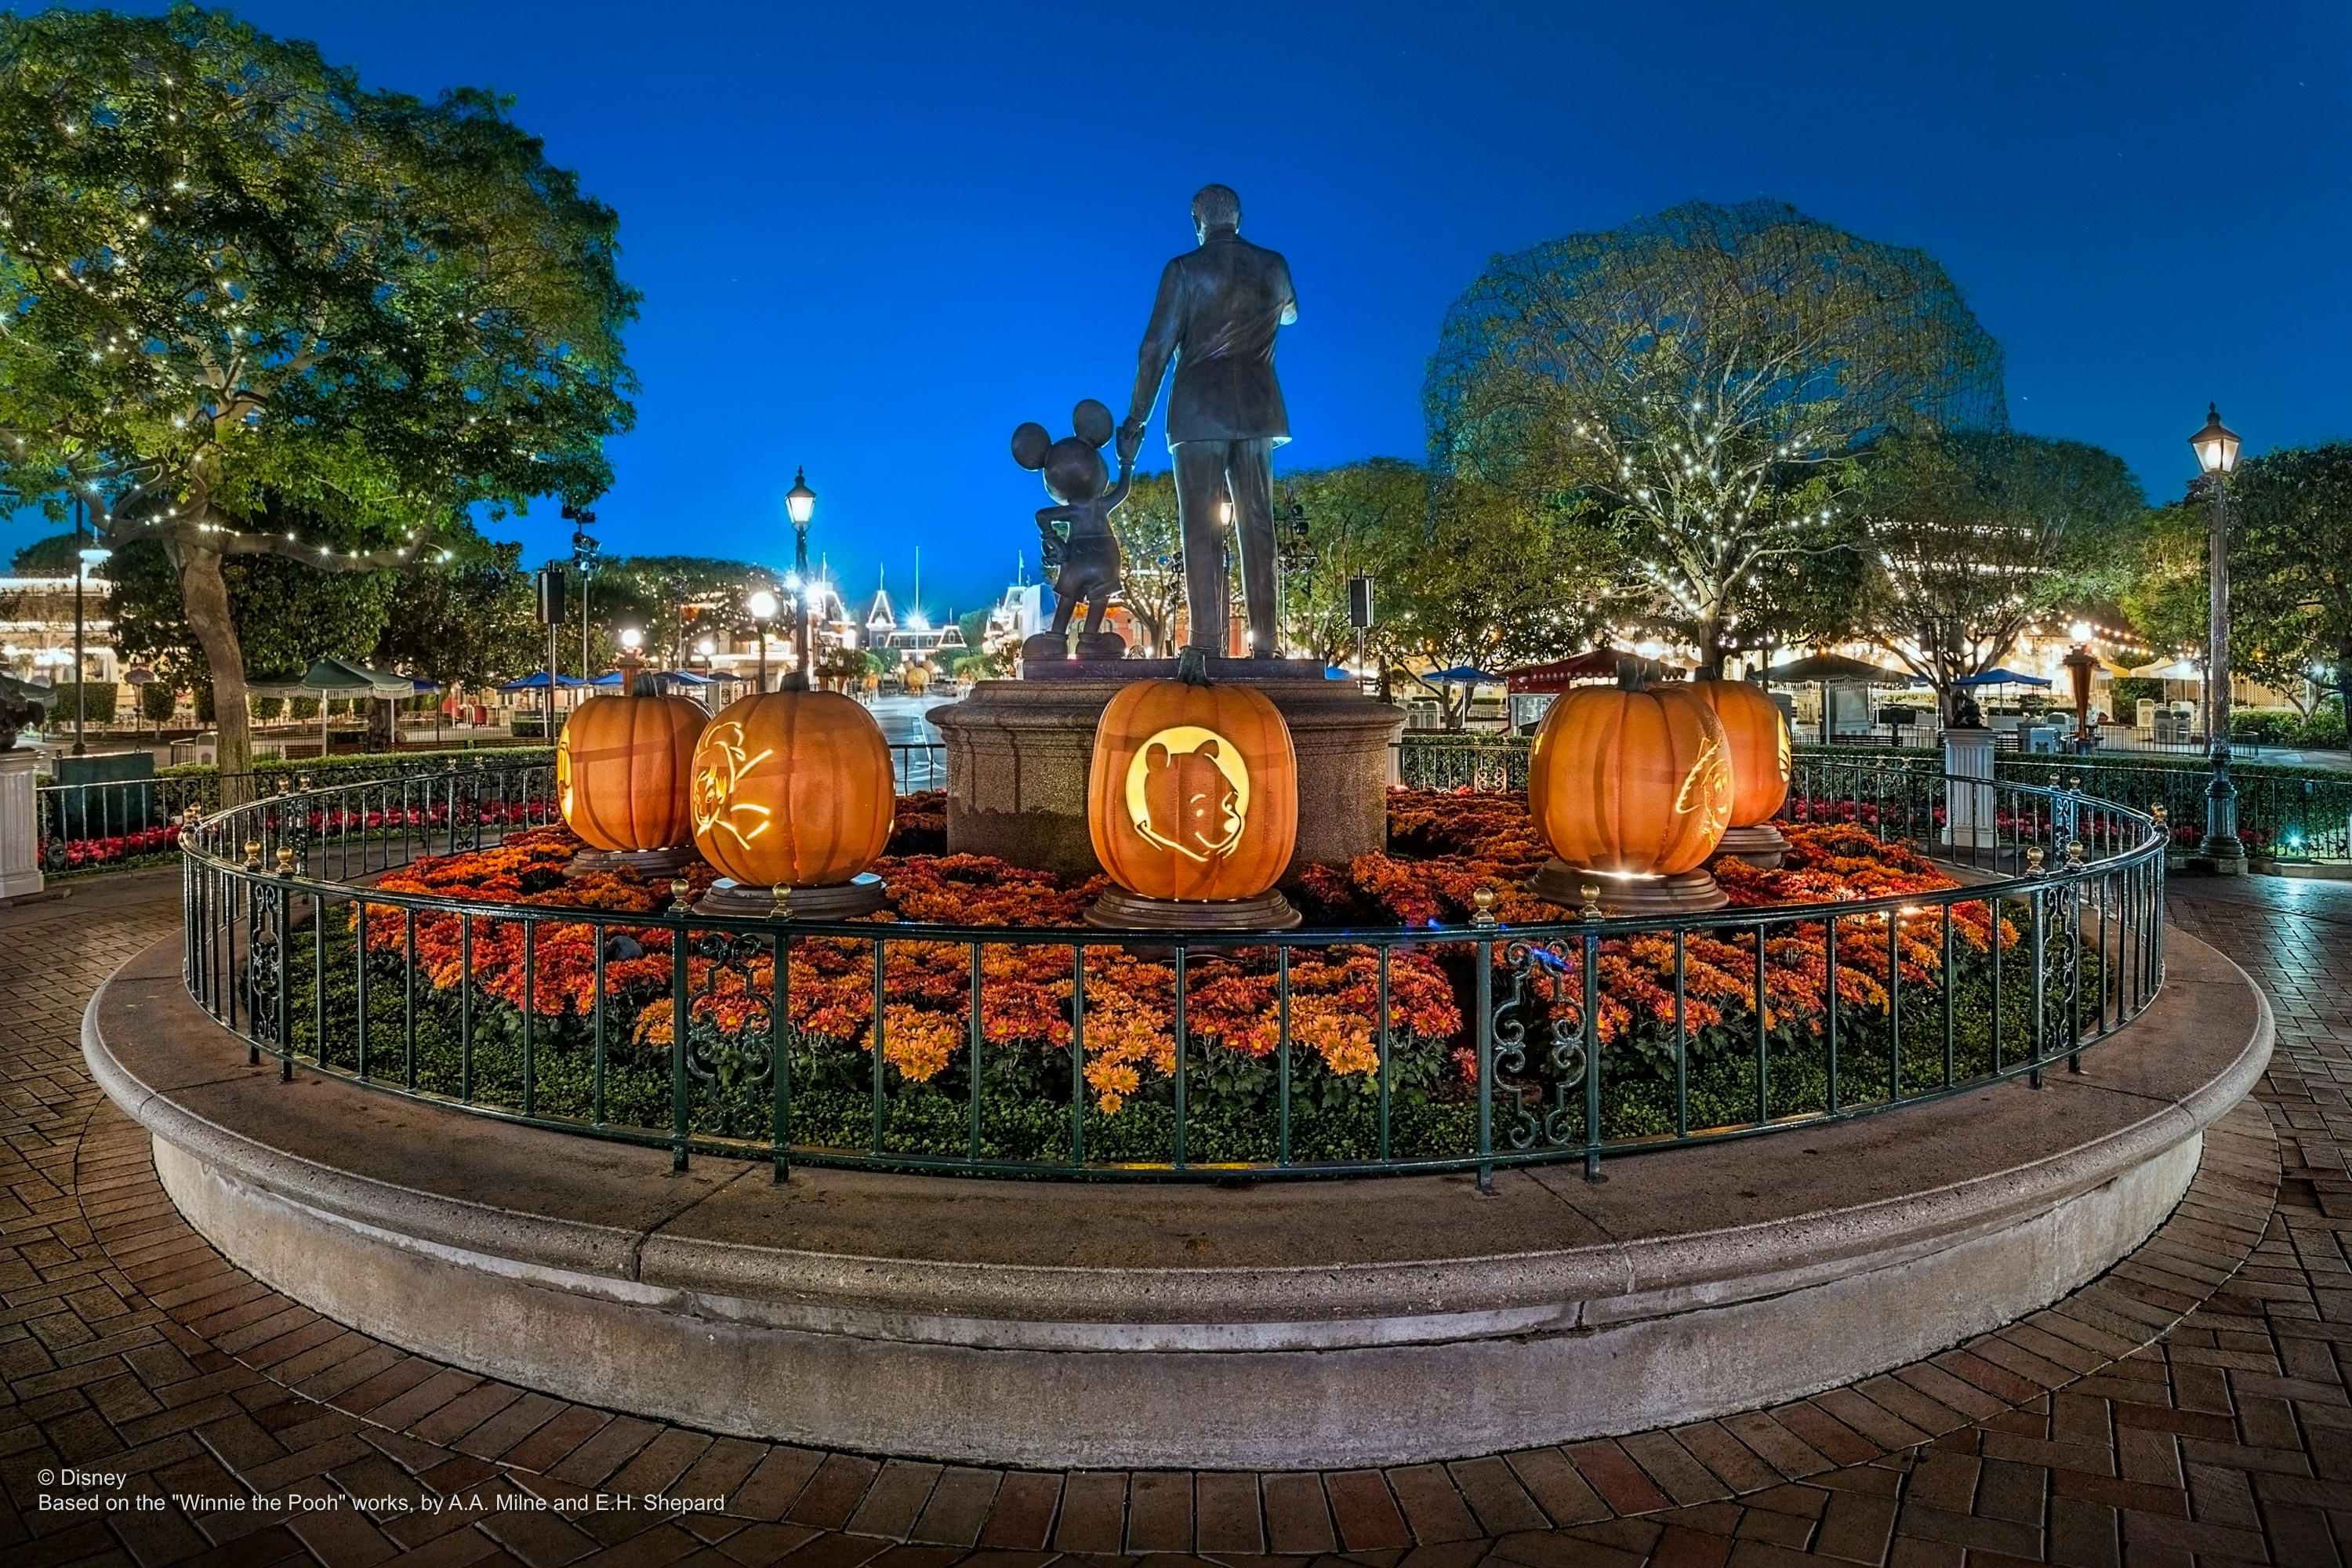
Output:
[367, 697, 396, 753]
[180, 546, 253, 804]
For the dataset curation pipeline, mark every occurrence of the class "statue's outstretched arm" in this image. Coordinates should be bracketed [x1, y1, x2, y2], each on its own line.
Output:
[1102, 455, 1135, 511]
[1124, 260, 1184, 436]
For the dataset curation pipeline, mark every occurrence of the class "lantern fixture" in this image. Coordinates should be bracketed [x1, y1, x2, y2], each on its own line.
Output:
[785, 468, 816, 528]
[2188, 403, 2240, 477]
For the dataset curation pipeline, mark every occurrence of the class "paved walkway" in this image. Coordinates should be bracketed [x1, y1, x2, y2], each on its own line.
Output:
[2, 869, 2348, 1566]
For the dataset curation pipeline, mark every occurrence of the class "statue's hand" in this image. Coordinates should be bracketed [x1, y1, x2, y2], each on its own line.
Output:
[1116, 419, 1146, 466]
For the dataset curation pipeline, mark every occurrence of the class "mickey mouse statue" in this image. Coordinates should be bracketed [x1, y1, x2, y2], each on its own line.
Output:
[1012, 397, 1131, 664]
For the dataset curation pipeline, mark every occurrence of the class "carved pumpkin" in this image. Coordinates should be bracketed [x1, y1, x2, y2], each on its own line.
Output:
[557, 686, 706, 851]
[690, 689, 894, 887]
[1528, 680, 1733, 878]
[1089, 673, 1298, 902]
[1682, 673, 1791, 827]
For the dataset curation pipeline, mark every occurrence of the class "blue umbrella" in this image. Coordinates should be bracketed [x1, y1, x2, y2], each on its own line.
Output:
[590, 670, 715, 688]
[497, 672, 590, 691]
[1953, 668, 2053, 688]
[1427, 665, 1506, 683]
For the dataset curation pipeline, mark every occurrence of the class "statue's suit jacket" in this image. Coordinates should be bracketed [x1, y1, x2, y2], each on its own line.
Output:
[1134, 237, 1298, 447]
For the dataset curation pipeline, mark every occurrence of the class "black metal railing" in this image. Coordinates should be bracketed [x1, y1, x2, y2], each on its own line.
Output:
[42, 742, 946, 874]
[177, 759, 2165, 1185]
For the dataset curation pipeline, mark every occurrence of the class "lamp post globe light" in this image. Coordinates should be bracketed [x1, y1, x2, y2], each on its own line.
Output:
[2189, 403, 2244, 870]
[746, 589, 780, 693]
[785, 468, 817, 690]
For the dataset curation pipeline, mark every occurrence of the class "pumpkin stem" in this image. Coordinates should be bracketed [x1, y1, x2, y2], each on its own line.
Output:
[776, 670, 812, 692]
[1175, 646, 1212, 687]
[1614, 655, 1648, 692]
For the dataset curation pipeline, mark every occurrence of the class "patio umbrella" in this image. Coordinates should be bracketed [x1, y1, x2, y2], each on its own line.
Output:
[497, 672, 592, 691]
[589, 669, 716, 689]
[1425, 665, 1507, 684]
[2126, 656, 2205, 682]
[1760, 652, 1908, 684]
[1762, 653, 1908, 743]
[245, 657, 420, 752]
[1952, 668, 2053, 688]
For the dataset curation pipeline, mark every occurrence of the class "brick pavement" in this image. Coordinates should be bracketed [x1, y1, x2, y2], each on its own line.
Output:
[2, 868, 2346, 1566]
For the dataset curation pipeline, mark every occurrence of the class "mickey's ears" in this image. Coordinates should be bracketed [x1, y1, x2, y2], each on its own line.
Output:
[1072, 399, 1114, 449]
[1011, 423, 1052, 470]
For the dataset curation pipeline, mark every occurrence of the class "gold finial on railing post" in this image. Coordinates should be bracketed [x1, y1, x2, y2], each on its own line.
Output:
[2025, 844, 2045, 876]
[274, 846, 295, 877]
[770, 883, 795, 921]
[2150, 801, 2167, 826]
[1580, 883, 1604, 921]
[243, 840, 262, 871]
[1470, 887, 1498, 928]
[669, 876, 692, 913]
[2066, 838, 2085, 869]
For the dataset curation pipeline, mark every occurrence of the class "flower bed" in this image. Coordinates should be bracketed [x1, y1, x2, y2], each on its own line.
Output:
[282, 789, 2081, 1169]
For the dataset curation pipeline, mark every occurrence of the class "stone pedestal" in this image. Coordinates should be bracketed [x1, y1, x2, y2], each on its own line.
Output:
[929, 674, 1404, 877]
[566, 845, 697, 880]
[1942, 728, 1998, 850]
[1711, 822, 1789, 869]
[0, 749, 45, 902]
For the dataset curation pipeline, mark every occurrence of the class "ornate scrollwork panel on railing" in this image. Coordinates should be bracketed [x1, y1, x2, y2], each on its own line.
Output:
[243, 882, 284, 1046]
[1491, 938, 1590, 1151]
[683, 931, 775, 1138]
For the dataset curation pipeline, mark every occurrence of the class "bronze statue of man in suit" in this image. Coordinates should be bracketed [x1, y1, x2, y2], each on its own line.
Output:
[1116, 185, 1298, 659]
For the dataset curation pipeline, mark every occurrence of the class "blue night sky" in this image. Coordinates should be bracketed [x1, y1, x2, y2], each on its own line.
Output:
[11, 2, 2350, 624]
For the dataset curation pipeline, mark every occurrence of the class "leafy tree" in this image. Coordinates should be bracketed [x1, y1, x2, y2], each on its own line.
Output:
[2229, 444, 2352, 728]
[1373, 478, 1610, 727]
[10, 531, 78, 572]
[370, 532, 540, 690]
[106, 535, 396, 699]
[0, 7, 637, 792]
[1109, 470, 1184, 655]
[584, 555, 778, 672]
[1279, 459, 1428, 665]
[1425, 199, 2006, 673]
[2116, 499, 2208, 663]
[1856, 432, 2143, 722]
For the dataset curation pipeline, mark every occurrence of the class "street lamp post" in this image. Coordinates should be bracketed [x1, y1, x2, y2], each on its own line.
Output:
[566, 510, 600, 680]
[2062, 620, 2100, 754]
[785, 469, 817, 690]
[2189, 404, 2245, 869]
[71, 494, 93, 756]
[746, 589, 779, 693]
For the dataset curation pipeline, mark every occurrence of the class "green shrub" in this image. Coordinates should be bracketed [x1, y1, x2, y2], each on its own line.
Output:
[43, 681, 118, 723]
[289, 696, 319, 720]
[2230, 707, 2303, 745]
[140, 682, 179, 723]
[2305, 702, 2346, 749]
[251, 695, 285, 720]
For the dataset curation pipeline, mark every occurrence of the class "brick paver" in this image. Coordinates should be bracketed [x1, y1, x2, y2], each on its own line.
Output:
[2, 866, 2344, 1564]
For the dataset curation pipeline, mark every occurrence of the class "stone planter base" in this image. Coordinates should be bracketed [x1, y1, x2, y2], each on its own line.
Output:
[928, 677, 1403, 877]
[86, 927, 2267, 1468]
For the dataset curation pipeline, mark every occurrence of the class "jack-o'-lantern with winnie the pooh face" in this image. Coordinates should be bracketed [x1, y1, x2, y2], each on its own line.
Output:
[1089, 666, 1296, 903]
